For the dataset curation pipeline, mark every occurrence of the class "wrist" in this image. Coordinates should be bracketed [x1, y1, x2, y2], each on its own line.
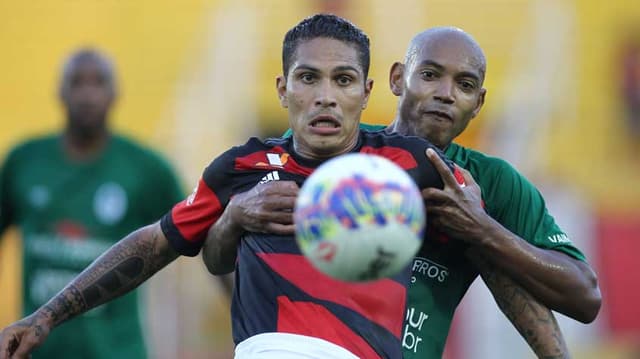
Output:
[472, 214, 503, 248]
[34, 307, 56, 329]
[220, 202, 245, 238]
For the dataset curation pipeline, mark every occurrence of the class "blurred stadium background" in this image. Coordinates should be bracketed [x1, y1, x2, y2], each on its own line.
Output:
[1, 0, 639, 358]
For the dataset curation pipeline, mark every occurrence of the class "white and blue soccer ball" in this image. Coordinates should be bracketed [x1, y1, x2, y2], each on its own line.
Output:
[294, 153, 425, 282]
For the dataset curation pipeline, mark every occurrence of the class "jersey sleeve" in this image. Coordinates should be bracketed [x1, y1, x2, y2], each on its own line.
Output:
[486, 159, 586, 261]
[160, 149, 237, 257]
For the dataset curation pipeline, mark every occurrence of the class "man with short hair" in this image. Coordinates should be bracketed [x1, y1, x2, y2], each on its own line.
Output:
[204, 26, 601, 358]
[0, 49, 184, 358]
[0, 15, 454, 359]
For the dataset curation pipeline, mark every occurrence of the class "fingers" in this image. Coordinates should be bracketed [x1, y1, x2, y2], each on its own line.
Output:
[0, 330, 21, 359]
[259, 210, 294, 225]
[425, 148, 459, 189]
[261, 196, 297, 212]
[265, 223, 296, 236]
[12, 336, 34, 359]
[13, 324, 47, 359]
[421, 187, 451, 204]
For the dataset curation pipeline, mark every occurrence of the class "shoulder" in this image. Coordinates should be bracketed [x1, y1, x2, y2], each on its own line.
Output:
[452, 144, 543, 206]
[203, 137, 282, 176]
[359, 131, 450, 189]
[110, 134, 178, 173]
[360, 123, 386, 132]
[3, 134, 58, 163]
[361, 130, 434, 149]
[111, 134, 163, 159]
[449, 143, 519, 179]
[226, 136, 283, 158]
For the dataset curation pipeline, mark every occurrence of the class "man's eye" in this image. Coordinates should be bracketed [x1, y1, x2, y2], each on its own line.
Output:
[421, 70, 436, 80]
[300, 73, 315, 83]
[459, 81, 475, 90]
[336, 75, 352, 86]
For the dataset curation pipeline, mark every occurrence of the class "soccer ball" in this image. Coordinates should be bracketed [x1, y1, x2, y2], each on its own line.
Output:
[294, 153, 425, 282]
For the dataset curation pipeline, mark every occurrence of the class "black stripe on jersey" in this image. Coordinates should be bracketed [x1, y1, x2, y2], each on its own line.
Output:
[160, 214, 202, 256]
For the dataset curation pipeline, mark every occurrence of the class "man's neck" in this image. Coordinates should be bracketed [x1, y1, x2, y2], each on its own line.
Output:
[62, 129, 110, 161]
[386, 117, 451, 151]
[291, 134, 359, 161]
[385, 118, 401, 134]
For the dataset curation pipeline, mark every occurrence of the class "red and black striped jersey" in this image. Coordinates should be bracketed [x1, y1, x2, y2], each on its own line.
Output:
[160, 129, 453, 359]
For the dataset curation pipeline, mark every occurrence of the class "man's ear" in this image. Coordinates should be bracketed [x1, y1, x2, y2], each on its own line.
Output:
[361, 78, 374, 109]
[276, 75, 288, 108]
[471, 88, 486, 119]
[389, 62, 405, 97]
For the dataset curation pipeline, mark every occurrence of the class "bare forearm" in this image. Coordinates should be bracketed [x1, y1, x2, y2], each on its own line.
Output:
[37, 223, 178, 327]
[471, 252, 570, 358]
[202, 209, 242, 275]
[473, 217, 601, 322]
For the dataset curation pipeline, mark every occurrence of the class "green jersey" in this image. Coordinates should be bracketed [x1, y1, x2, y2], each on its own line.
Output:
[284, 124, 587, 358]
[403, 142, 585, 358]
[0, 134, 183, 359]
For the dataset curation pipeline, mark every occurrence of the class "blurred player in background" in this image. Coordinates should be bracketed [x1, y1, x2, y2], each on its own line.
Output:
[205, 26, 602, 358]
[0, 15, 457, 359]
[0, 48, 183, 359]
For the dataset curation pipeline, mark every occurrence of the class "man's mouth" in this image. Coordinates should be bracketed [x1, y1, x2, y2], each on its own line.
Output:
[310, 115, 341, 128]
[308, 115, 342, 135]
[423, 111, 453, 122]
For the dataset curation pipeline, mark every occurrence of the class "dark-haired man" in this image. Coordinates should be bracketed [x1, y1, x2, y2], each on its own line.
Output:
[206, 27, 601, 359]
[0, 15, 454, 359]
[0, 49, 183, 359]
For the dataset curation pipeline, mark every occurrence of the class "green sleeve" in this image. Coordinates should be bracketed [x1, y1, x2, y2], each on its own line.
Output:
[482, 159, 586, 262]
[281, 123, 385, 138]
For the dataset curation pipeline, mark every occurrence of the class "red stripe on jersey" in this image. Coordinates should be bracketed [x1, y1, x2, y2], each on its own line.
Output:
[360, 146, 418, 170]
[452, 166, 485, 208]
[453, 166, 466, 186]
[257, 253, 405, 338]
[171, 178, 222, 243]
[276, 296, 382, 359]
[234, 146, 314, 176]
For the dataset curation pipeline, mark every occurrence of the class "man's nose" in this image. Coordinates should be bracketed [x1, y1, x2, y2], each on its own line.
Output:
[76, 85, 103, 102]
[433, 79, 454, 104]
[314, 80, 337, 108]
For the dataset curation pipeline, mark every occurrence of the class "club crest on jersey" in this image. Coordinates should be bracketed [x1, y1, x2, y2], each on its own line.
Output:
[93, 182, 128, 225]
[255, 153, 289, 168]
[28, 185, 50, 209]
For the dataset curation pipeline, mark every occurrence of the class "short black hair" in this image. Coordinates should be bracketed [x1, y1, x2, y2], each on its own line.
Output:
[282, 14, 370, 79]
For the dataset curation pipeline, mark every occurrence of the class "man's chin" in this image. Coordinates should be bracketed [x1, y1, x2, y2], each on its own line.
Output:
[70, 123, 106, 139]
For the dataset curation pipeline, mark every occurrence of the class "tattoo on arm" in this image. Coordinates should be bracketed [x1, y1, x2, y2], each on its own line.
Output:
[471, 254, 570, 359]
[40, 224, 179, 326]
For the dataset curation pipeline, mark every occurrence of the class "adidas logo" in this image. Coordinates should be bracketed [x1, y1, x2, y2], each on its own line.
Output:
[259, 171, 280, 184]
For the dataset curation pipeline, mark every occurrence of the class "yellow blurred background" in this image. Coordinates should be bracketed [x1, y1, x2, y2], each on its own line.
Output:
[1, 0, 639, 358]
